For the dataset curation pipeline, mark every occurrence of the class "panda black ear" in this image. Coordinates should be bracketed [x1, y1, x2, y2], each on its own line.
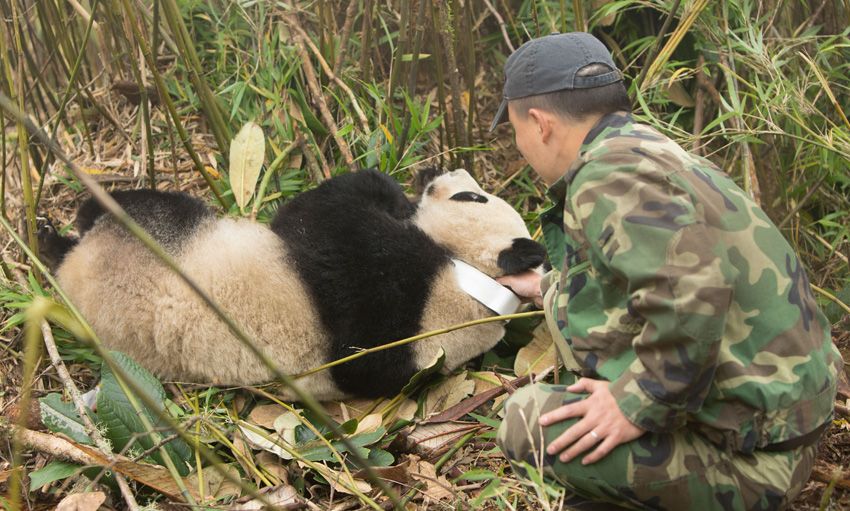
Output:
[413, 167, 448, 196]
[497, 238, 547, 274]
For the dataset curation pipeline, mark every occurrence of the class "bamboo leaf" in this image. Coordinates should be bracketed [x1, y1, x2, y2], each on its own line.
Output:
[229, 122, 266, 212]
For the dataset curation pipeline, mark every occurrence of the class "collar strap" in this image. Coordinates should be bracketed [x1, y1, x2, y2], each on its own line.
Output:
[452, 259, 521, 316]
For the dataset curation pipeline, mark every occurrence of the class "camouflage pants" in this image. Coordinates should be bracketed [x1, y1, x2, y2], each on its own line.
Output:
[497, 382, 818, 511]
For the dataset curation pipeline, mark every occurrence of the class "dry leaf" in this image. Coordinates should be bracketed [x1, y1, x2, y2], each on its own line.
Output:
[405, 422, 474, 453]
[297, 462, 371, 495]
[249, 403, 288, 429]
[55, 492, 106, 511]
[353, 413, 383, 436]
[470, 371, 502, 394]
[514, 322, 556, 377]
[229, 483, 303, 510]
[229, 121, 265, 211]
[238, 421, 292, 460]
[408, 455, 453, 503]
[255, 451, 290, 483]
[188, 465, 242, 503]
[424, 373, 474, 417]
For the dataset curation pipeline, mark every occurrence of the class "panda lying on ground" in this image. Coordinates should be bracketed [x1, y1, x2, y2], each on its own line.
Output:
[40, 168, 546, 400]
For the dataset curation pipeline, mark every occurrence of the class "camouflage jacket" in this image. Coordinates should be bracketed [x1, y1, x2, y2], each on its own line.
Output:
[539, 112, 841, 453]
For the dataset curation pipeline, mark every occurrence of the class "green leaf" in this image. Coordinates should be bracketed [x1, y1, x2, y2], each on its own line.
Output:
[401, 348, 445, 395]
[367, 448, 394, 467]
[29, 460, 83, 490]
[97, 351, 193, 476]
[39, 393, 94, 445]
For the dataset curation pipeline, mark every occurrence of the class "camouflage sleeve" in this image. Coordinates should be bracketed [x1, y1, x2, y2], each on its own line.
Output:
[540, 267, 561, 297]
[570, 151, 736, 432]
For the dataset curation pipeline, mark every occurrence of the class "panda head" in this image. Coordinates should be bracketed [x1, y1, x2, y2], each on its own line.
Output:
[412, 168, 546, 277]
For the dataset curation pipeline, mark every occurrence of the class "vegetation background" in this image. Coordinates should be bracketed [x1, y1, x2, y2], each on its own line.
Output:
[0, 0, 849, 509]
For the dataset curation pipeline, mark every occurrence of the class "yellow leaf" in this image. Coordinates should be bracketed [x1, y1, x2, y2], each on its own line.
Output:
[380, 123, 393, 143]
[229, 121, 266, 212]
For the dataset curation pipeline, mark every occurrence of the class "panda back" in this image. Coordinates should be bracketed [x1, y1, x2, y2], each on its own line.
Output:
[271, 170, 450, 397]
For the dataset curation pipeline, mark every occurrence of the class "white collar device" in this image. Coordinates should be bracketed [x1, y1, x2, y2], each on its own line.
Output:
[452, 259, 522, 316]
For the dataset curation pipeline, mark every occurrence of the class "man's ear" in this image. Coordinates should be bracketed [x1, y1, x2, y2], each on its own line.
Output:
[528, 108, 553, 143]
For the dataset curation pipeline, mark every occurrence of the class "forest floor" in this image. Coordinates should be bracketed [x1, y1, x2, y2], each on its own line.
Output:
[1, 91, 849, 510]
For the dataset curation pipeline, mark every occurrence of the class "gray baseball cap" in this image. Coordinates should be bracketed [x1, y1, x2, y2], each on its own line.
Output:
[489, 32, 623, 131]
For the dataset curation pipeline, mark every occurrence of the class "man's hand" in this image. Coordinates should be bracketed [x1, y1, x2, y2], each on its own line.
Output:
[540, 378, 646, 465]
[496, 271, 544, 308]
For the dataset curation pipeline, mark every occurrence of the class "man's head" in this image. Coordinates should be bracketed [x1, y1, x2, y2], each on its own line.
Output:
[490, 32, 629, 131]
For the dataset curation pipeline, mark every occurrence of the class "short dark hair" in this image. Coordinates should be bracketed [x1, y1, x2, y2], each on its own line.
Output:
[510, 64, 631, 123]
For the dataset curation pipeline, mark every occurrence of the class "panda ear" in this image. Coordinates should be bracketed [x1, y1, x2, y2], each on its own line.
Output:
[413, 167, 448, 196]
[497, 238, 547, 274]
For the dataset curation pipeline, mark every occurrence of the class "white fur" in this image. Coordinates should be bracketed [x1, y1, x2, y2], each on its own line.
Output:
[58, 170, 536, 401]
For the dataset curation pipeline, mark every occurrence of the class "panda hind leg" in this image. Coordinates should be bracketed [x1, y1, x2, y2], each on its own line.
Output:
[37, 221, 79, 271]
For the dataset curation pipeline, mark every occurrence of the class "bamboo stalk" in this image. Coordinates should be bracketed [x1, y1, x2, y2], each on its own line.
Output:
[632, 0, 682, 95]
[289, 17, 357, 172]
[122, 0, 230, 209]
[10, 0, 40, 281]
[435, 0, 470, 168]
[292, 23, 369, 133]
[384, 0, 409, 133]
[396, 0, 429, 161]
[159, 0, 232, 156]
[293, 311, 544, 379]
[0, 93, 402, 509]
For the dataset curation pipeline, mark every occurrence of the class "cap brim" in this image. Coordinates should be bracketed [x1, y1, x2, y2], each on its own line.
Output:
[489, 98, 509, 132]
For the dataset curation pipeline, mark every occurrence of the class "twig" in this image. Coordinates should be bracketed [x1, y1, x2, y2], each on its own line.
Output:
[483, 0, 514, 52]
[288, 18, 357, 172]
[434, 0, 471, 170]
[692, 55, 706, 156]
[331, 0, 358, 90]
[633, 0, 682, 95]
[38, 316, 142, 511]
[290, 20, 369, 134]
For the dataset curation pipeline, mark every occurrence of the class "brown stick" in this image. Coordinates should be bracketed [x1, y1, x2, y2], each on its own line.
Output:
[288, 17, 356, 173]
[810, 463, 850, 490]
[290, 21, 369, 133]
[692, 55, 706, 157]
[434, 0, 470, 169]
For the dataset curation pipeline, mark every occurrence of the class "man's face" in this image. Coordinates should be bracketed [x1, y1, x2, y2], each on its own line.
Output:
[508, 103, 540, 172]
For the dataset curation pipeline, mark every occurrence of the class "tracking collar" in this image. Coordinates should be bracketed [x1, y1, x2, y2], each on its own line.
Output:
[452, 259, 522, 316]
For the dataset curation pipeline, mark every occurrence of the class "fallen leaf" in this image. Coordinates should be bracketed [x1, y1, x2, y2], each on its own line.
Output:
[238, 421, 292, 460]
[55, 492, 106, 511]
[249, 404, 288, 429]
[229, 483, 304, 510]
[187, 465, 242, 503]
[408, 455, 453, 503]
[424, 373, 474, 417]
[297, 461, 371, 495]
[405, 422, 479, 453]
[514, 322, 556, 377]
[353, 413, 383, 436]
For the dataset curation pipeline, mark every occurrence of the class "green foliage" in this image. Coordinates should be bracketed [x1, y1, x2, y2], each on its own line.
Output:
[3, 0, 849, 509]
[38, 351, 194, 476]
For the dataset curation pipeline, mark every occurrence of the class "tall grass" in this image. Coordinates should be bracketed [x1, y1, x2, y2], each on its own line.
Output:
[1, 0, 848, 509]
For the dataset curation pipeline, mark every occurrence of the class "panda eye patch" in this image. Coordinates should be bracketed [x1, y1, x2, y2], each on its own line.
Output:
[450, 191, 488, 203]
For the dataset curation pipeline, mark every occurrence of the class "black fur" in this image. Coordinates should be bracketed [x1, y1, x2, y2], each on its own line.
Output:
[497, 238, 547, 274]
[41, 190, 214, 267]
[450, 191, 488, 203]
[413, 166, 446, 195]
[272, 170, 448, 397]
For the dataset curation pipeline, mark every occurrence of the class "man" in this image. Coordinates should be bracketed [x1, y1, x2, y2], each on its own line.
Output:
[492, 32, 841, 510]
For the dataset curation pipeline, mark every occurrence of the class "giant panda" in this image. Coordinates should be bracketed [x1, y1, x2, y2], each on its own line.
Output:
[40, 168, 546, 401]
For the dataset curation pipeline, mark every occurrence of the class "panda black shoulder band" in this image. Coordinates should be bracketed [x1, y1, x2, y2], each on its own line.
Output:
[452, 259, 522, 316]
